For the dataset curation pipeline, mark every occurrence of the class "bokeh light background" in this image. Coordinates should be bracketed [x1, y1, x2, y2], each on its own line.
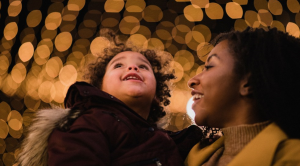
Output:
[0, 0, 300, 165]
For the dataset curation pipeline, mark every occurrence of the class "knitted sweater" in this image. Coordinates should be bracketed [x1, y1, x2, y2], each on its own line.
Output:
[203, 121, 270, 166]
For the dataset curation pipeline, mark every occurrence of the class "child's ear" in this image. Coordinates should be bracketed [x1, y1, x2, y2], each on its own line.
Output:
[239, 73, 252, 96]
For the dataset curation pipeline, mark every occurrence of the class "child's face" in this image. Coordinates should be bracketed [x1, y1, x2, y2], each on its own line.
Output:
[102, 51, 157, 107]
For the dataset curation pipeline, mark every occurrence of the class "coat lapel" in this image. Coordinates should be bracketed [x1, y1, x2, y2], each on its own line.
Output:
[185, 137, 224, 166]
[185, 123, 287, 166]
[227, 123, 287, 166]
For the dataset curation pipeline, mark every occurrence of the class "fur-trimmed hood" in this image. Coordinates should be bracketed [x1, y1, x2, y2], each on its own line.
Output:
[16, 108, 71, 166]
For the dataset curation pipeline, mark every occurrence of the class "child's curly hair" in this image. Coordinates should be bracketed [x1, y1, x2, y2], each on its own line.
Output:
[84, 32, 176, 124]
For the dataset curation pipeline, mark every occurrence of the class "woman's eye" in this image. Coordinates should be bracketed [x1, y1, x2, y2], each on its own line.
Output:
[203, 65, 213, 71]
[114, 63, 123, 68]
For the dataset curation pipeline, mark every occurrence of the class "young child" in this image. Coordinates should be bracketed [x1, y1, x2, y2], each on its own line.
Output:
[16, 33, 203, 166]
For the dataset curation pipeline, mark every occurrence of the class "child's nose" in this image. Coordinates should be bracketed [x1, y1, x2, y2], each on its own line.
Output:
[127, 65, 139, 71]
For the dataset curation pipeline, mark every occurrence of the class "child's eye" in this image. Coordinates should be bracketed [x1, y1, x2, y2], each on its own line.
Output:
[114, 63, 123, 68]
[139, 65, 149, 70]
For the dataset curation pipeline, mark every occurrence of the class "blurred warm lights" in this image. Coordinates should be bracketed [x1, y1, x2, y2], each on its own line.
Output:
[226, 2, 243, 19]
[205, 3, 224, 20]
[26, 10, 42, 27]
[105, 0, 125, 13]
[0, 1, 300, 164]
[184, 5, 204, 22]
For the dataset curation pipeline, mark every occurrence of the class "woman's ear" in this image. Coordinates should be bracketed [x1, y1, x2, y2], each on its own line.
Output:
[239, 73, 252, 96]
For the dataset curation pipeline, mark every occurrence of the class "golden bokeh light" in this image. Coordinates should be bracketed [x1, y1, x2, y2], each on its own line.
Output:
[155, 21, 174, 40]
[286, 22, 300, 38]
[0, 102, 11, 122]
[270, 20, 285, 32]
[11, 63, 26, 84]
[18, 42, 34, 62]
[184, 5, 204, 22]
[287, 0, 300, 13]
[172, 24, 191, 44]
[61, 6, 80, 21]
[191, 0, 209, 8]
[4, 22, 18, 40]
[24, 91, 41, 111]
[234, 19, 249, 31]
[226, 2, 243, 19]
[101, 12, 120, 28]
[245, 10, 260, 27]
[143, 5, 163, 22]
[7, 111, 23, 131]
[34, 45, 51, 65]
[0, 55, 10, 75]
[268, 0, 283, 15]
[45, 12, 62, 30]
[45, 57, 63, 78]
[105, 0, 124, 13]
[145, 38, 164, 50]
[0, 119, 9, 139]
[127, 34, 147, 48]
[174, 50, 195, 71]
[125, 0, 146, 12]
[133, 25, 151, 39]
[59, 65, 78, 86]
[119, 16, 140, 34]
[233, 0, 248, 5]
[90, 37, 111, 56]
[3, 152, 15, 166]
[258, 9, 273, 27]
[193, 24, 211, 42]
[38, 81, 54, 103]
[67, 0, 86, 11]
[52, 80, 68, 103]
[54, 32, 73, 52]
[8, 0, 22, 17]
[185, 31, 205, 51]
[205, 3, 224, 20]
[26, 10, 42, 27]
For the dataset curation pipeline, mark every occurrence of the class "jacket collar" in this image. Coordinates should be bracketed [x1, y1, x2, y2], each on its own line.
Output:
[185, 123, 288, 166]
[64, 81, 125, 108]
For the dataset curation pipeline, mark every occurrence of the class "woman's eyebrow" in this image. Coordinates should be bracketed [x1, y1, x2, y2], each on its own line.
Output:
[207, 53, 220, 62]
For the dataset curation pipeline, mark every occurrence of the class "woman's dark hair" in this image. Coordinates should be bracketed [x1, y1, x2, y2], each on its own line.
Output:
[84, 32, 175, 124]
[211, 27, 300, 138]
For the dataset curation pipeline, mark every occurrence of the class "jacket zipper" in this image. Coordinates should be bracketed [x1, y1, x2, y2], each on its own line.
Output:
[102, 111, 139, 143]
[127, 158, 162, 166]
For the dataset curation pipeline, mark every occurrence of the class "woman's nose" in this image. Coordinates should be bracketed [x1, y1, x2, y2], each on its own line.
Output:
[188, 76, 199, 89]
[127, 65, 139, 71]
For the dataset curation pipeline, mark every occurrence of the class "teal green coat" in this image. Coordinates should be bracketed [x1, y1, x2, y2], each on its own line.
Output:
[185, 123, 300, 166]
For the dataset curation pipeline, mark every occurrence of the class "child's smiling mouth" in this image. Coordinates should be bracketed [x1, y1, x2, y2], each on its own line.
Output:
[123, 73, 143, 81]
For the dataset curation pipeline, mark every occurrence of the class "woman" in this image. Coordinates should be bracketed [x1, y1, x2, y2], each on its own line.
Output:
[186, 27, 300, 166]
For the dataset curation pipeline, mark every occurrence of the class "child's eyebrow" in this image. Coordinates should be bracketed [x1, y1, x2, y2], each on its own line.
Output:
[109, 56, 125, 66]
[139, 57, 151, 66]
[109, 56, 151, 66]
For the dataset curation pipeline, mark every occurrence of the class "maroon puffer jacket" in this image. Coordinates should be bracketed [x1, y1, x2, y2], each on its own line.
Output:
[47, 82, 202, 166]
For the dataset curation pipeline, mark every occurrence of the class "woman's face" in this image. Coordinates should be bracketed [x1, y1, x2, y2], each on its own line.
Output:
[188, 40, 244, 128]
